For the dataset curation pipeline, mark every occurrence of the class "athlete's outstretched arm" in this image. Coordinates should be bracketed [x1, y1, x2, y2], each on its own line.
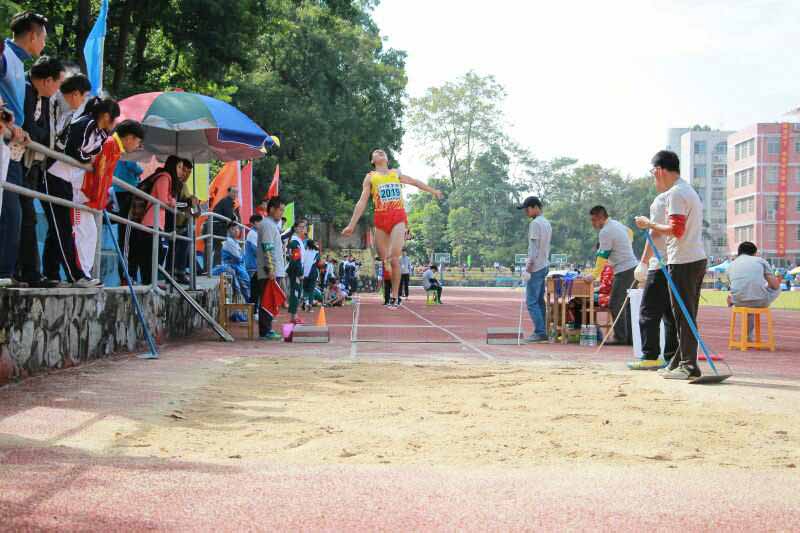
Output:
[342, 174, 372, 236]
[399, 174, 444, 199]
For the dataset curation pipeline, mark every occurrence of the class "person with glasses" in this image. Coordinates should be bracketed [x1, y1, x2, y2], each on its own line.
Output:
[635, 150, 707, 380]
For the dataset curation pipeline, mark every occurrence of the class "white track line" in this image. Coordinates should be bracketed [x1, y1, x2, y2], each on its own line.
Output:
[401, 303, 496, 361]
[349, 297, 361, 359]
[447, 302, 504, 318]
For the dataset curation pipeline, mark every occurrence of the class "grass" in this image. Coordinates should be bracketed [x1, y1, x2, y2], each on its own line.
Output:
[701, 289, 800, 311]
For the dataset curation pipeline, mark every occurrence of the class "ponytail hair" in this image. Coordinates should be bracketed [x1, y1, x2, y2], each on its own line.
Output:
[84, 97, 121, 122]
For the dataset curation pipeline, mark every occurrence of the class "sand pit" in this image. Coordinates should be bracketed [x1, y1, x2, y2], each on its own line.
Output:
[104, 357, 800, 469]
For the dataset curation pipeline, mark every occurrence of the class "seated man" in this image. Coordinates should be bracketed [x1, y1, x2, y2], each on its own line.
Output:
[324, 276, 345, 307]
[727, 241, 781, 336]
[422, 264, 443, 303]
[212, 223, 251, 304]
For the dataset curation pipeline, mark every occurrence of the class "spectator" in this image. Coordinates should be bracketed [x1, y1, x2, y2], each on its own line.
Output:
[375, 257, 383, 292]
[422, 264, 443, 304]
[399, 250, 411, 298]
[55, 73, 90, 135]
[302, 239, 321, 311]
[212, 223, 250, 303]
[254, 196, 285, 340]
[381, 260, 393, 305]
[126, 157, 177, 285]
[0, 96, 13, 222]
[586, 205, 638, 345]
[0, 11, 48, 286]
[165, 157, 196, 285]
[17, 55, 64, 287]
[286, 219, 309, 324]
[727, 241, 781, 338]
[110, 157, 143, 282]
[324, 276, 345, 307]
[211, 185, 239, 269]
[244, 214, 262, 306]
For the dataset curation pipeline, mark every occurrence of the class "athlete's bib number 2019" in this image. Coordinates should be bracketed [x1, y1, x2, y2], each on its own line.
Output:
[378, 183, 401, 202]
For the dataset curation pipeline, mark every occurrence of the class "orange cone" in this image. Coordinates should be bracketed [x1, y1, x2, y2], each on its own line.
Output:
[315, 307, 327, 327]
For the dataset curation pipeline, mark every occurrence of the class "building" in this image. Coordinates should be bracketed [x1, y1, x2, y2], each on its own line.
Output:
[666, 128, 690, 154]
[726, 122, 800, 267]
[678, 128, 735, 259]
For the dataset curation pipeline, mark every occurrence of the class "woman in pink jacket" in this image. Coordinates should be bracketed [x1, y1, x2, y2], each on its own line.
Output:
[126, 157, 177, 285]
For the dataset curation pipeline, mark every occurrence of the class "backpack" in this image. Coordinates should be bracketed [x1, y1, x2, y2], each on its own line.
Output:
[128, 170, 169, 224]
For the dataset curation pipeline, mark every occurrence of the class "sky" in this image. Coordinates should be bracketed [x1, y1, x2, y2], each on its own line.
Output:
[372, 0, 800, 180]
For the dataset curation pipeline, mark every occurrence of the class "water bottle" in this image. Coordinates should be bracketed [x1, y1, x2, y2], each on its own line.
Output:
[586, 324, 597, 347]
[548, 324, 557, 343]
[579, 325, 586, 346]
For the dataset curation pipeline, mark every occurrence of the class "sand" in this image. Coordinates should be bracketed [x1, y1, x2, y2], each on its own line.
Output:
[99, 357, 800, 469]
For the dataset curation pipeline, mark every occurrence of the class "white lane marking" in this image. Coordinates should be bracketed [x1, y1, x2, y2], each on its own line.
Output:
[349, 297, 360, 359]
[401, 303, 496, 361]
[447, 302, 504, 318]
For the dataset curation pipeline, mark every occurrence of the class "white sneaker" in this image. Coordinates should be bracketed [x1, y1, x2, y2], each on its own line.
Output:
[0, 278, 12, 287]
[75, 278, 103, 288]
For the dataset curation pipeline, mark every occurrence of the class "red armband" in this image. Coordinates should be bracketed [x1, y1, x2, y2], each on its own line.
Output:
[669, 214, 687, 238]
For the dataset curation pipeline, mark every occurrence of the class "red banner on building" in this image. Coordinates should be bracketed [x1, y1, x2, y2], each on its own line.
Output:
[777, 123, 790, 257]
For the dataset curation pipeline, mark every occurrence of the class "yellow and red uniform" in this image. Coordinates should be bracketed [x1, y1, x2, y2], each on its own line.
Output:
[81, 132, 125, 210]
[370, 169, 408, 234]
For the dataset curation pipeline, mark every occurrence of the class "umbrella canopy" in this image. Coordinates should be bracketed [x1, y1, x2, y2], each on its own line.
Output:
[789, 266, 800, 275]
[118, 91, 276, 162]
[708, 260, 731, 273]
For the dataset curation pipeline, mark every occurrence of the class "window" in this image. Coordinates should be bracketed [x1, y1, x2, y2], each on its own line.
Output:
[714, 142, 727, 154]
[694, 165, 707, 178]
[797, 197, 800, 213]
[795, 141, 800, 153]
[735, 139, 755, 160]
[735, 225, 754, 243]
[694, 141, 707, 154]
[767, 197, 778, 221]
[766, 166, 779, 184]
[734, 197, 755, 215]
[734, 167, 754, 188]
[712, 165, 726, 177]
[796, 167, 800, 184]
[711, 189, 725, 201]
[767, 137, 781, 154]
[797, 225, 800, 242]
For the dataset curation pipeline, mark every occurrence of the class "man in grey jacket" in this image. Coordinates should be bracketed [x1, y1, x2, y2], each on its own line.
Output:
[518, 196, 551, 343]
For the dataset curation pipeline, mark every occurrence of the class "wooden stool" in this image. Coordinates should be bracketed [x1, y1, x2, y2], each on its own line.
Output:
[728, 306, 775, 352]
[219, 274, 255, 339]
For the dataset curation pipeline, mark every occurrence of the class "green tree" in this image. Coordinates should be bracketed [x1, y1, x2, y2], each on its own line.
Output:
[408, 71, 507, 188]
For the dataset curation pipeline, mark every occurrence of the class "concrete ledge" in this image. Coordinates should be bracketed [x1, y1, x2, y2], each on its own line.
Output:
[0, 277, 220, 384]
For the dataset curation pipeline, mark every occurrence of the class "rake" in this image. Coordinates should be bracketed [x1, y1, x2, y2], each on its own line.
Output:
[644, 231, 732, 384]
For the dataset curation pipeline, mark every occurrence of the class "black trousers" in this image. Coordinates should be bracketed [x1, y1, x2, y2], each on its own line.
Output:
[427, 280, 442, 302]
[41, 173, 84, 282]
[128, 227, 167, 285]
[668, 259, 707, 369]
[0, 161, 22, 278]
[165, 225, 190, 276]
[383, 280, 392, 304]
[17, 167, 43, 281]
[639, 268, 678, 361]
[400, 273, 410, 297]
[252, 277, 274, 336]
[610, 266, 635, 345]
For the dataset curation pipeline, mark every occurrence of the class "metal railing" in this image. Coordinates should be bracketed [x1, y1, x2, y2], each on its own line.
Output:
[0, 139, 246, 291]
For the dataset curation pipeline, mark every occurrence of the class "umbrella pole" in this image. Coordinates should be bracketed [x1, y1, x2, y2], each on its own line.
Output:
[170, 131, 178, 283]
[190, 159, 197, 290]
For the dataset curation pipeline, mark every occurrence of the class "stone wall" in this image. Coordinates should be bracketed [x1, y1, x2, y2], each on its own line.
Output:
[0, 279, 219, 384]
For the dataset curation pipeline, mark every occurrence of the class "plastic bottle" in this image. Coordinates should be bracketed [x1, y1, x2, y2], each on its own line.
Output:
[586, 324, 597, 347]
[548, 324, 557, 343]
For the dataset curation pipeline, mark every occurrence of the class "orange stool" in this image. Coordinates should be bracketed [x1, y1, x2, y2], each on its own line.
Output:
[728, 307, 775, 352]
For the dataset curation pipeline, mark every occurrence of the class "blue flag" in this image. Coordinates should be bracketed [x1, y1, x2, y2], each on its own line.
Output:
[83, 0, 109, 96]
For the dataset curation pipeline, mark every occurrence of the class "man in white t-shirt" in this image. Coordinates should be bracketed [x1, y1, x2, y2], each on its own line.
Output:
[628, 190, 679, 370]
[727, 241, 781, 337]
[585, 206, 638, 345]
[636, 150, 707, 380]
[518, 196, 552, 343]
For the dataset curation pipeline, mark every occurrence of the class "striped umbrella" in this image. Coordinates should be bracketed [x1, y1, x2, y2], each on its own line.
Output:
[118, 91, 278, 162]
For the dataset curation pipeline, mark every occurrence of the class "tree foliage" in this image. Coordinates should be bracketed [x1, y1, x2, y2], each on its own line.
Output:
[7, 0, 407, 228]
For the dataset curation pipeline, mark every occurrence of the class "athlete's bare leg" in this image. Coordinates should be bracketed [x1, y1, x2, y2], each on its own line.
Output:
[387, 223, 405, 301]
[374, 228, 390, 292]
